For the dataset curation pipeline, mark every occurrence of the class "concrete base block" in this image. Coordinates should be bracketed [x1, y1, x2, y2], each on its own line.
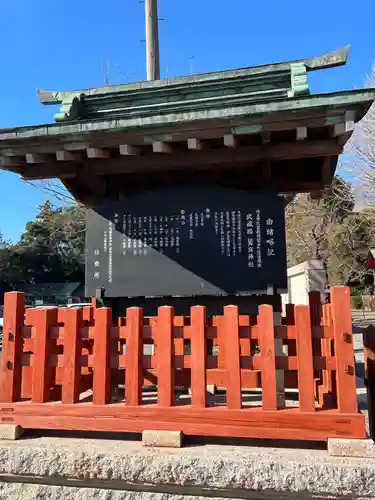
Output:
[328, 438, 375, 457]
[142, 430, 183, 448]
[0, 425, 23, 441]
[207, 384, 217, 395]
[188, 385, 217, 395]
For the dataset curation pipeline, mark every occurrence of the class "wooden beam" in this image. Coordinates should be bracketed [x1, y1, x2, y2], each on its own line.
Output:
[187, 138, 204, 150]
[261, 131, 271, 144]
[296, 127, 307, 141]
[334, 111, 355, 138]
[119, 144, 141, 156]
[56, 151, 82, 162]
[310, 190, 323, 199]
[334, 122, 354, 137]
[322, 157, 333, 186]
[0, 402, 365, 440]
[152, 141, 172, 153]
[25, 153, 51, 164]
[60, 179, 86, 204]
[282, 181, 326, 193]
[19, 141, 342, 180]
[83, 174, 106, 198]
[2, 145, 59, 156]
[86, 148, 110, 159]
[262, 159, 272, 181]
[223, 134, 237, 148]
[22, 172, 76, 181]
[21, 163, 78, 180]
[0, 156, 25, 167]
[65, 142, 91, 151]
[62, 174, 106, 206]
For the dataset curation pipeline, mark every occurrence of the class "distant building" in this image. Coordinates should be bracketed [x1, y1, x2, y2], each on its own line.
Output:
[281, 260, 327, 312]
[13, 282, 85, 306]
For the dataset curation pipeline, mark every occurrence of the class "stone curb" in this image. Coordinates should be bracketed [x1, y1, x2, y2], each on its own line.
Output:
[328, 438, 375, 458]
[0, 437, 374, 498]
[0, 483, 244, 500]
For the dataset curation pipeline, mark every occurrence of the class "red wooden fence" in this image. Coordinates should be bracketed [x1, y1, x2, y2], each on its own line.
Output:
[0, 286, 365, 441]
[364, 326, 375, 440]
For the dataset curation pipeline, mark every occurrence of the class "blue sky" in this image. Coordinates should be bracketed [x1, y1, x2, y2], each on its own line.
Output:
[0, 0, 374, 241]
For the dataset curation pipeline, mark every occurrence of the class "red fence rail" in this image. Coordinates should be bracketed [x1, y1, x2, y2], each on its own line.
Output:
[0, 286, 364, 441]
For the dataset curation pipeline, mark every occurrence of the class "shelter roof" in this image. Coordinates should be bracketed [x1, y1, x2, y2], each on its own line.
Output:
[37, 45, 351, 123]
[0, 46, 374, 202]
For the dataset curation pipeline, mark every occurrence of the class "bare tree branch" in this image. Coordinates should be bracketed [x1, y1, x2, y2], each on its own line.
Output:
[345, 61, 375, 206]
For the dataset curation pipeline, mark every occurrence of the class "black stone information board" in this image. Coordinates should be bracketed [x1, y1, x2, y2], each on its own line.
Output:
[85, 186, 287, 298]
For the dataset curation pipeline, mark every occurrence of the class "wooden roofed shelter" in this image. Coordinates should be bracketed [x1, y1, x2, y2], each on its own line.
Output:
[0, 46, 374, 206]
[0, 47, 373, 442]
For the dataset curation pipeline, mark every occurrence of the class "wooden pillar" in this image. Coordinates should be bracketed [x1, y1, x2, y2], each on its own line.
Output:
[62, 308, 83, 404]
[93, 308, 112, 405]
[0, 292, 25, 402]
[258, 305, 278, 410]
[125, 307, 144, 406]
[331, 286, 357, 414]
[32, 308, 58, 403]
[295, 305, 315, 412]
[222, 306, 242, 409]
[364, 326, 375, 439]
[157, 306, 174, 407]
[273, 310, 286, 409]
[190, 306, 207, 408]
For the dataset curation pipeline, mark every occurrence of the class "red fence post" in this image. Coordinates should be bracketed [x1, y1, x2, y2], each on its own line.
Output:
[364, 326, 375, 439]
[318, 303, 334, 408]
[258, 304, 277, 410]
[309, 291, 322, 374]
[285, 304, 295, 325]
[222, 306, 241, 409]
[157, 306, 174, 407]
[0, 292, 25, 403]
[125, 307, 143, 406]
[190, 306, 207, 408]
[309, 291, 322, 326]
[323, 303, 332, 326]
[295, 305, 315, 412]
[331, 286, 357, 413]
[284, 303, 296, 356]
[32, 308, 58, 403]
[93, 307, 112, 405]
[62, 308, 83, 404]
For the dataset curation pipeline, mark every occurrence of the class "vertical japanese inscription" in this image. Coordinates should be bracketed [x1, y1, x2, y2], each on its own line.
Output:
[108, 220, 113, 284]
[256, 209, 262, 269]
[266, 218, 276, 257]
[246, 213, 254, 268]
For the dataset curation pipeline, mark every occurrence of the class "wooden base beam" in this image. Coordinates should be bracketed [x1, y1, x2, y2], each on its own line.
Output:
[0, 403, 365, 441]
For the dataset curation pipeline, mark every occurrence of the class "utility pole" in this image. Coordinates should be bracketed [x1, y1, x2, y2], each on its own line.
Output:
[145, 0, 160, 80]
